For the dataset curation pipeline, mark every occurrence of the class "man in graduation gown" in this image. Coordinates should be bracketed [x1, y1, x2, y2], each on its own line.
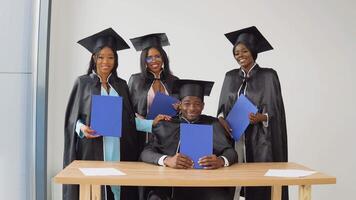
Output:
[141, 79, 238, 200]
[217, 26, 288, 200]
[63, 28, 139, 200]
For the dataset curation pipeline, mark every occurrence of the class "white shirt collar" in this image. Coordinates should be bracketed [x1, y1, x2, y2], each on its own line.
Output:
[92, 70, 112, 83]
[241, 62, 257, 77]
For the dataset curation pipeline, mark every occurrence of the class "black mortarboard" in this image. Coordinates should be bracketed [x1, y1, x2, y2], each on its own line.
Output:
[172, 79, 214, 101]
[225, 26, 273, 54]
[77, 28, 130, 53]
[130, 33, 170, 51]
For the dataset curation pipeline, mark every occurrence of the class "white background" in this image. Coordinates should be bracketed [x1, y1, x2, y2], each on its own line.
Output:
[48, 0, 356, 199]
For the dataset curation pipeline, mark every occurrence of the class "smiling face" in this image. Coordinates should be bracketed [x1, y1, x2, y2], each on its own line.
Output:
[94, 47, 115, 78]
[233, 43, 254, 70]
[180, 96, 204, 122]
[145, 47, 163, 75]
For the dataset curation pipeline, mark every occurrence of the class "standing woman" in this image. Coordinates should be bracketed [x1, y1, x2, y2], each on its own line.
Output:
[128, 33, 179, 153]
[217, 26, 288, 200]
[63, 28, 139, 200]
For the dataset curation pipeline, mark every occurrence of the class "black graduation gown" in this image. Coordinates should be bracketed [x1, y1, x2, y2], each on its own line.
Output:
[128, 71, 179, 153]
[63, 73, 139, 200]
[141, 115, 238, 200]
[217, 65, 288, 200]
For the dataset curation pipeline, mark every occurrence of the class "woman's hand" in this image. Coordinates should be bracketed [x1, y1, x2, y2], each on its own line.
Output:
[218, 117, 233, 138]
[153, 114, 172, 126]
[164, 153, 194, 169]
[249, 113, 267, 124]
[198, 155, 225, 169]
[80, 125, 100, 139]
[172, 102, 181, 111]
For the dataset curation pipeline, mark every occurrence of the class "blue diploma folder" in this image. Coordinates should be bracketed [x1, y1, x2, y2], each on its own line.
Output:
[146, 92, 179, 120]
[226, 94, 258, 141]
[180, 124, 213, 169]
[90, 95, 122, 137]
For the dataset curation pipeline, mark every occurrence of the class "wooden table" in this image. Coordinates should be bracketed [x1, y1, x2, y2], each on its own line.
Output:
[54, 161, 336, 200]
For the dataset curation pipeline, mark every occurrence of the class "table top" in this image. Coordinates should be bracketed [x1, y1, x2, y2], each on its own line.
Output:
[54, 161, 336, 187]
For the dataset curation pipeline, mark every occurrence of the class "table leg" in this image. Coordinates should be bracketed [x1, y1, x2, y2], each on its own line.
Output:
[80, 184, 91, 200]
[91, 185, 101, 200]
[299, 185, 311, 200]
[271, 185, 282, 200]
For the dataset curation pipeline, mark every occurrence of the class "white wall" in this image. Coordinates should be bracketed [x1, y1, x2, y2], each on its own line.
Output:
[0, 0, 35, 199]
[48, 0, 356, 199]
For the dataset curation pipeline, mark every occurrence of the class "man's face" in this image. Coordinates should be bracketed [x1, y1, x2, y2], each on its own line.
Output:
[180, 96, 204, 122]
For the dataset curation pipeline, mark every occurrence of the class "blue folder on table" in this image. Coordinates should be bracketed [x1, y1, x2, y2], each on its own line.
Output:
[226, 94, 258, 141]
[180, 124, 213, 169]
[146, 92, 179, 120]
[90, 95, 122, 137]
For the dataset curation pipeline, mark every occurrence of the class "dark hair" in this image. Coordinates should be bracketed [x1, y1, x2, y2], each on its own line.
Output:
[233, 42, 258, 61]
[86, 46, 119, 76]
[139, 46, 172, 78]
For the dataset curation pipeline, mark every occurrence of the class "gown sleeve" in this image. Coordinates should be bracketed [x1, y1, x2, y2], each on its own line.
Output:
[217, 71, 237, 118]
[212, 121, 238, 165]
[63, 78, 81, 168]
[140, 121, 179, 164]
[266, 70, 288, 162]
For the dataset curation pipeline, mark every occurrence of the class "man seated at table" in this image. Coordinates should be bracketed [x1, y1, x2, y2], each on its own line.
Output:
[140, 79, 238, 200]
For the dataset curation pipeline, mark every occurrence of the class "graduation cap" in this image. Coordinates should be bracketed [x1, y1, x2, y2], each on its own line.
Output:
[225, 26, 273, 54]
[130, 33, 170, 51]
[172, 79, 214, 101]
[78, 28, 130, 53]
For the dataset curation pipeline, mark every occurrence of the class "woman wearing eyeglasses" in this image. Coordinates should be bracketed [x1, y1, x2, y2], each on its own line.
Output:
[128, 33, 179, 153]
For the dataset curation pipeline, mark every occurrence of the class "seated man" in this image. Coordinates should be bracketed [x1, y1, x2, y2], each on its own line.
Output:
[140, 79, 238, 200]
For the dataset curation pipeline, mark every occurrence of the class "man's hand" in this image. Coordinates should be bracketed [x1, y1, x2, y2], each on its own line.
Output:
[164, 153, 194, 169]
[198, 155, 225, 169]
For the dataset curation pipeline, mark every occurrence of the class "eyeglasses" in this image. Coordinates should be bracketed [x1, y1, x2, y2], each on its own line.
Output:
[145, 55, 162, 63]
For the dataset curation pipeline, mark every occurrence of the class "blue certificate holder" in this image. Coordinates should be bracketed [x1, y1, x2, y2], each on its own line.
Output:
[146, 92, 179, 120]
[226, 94, 258, 141]
[90, 95, 123, 137]
[180, 124, 213, 169]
